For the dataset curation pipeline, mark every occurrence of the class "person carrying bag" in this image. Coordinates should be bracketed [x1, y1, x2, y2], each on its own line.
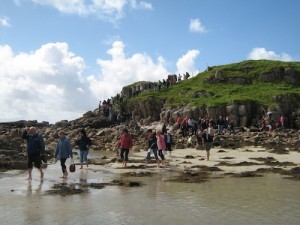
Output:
[55, 130, 73, 178]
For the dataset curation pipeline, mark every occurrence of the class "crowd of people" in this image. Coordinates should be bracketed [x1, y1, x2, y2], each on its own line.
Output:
[22, 126, 178, 179]
[97, 72, 192, 125]
[121, 72, 191, 99]
[115, 122, 215, 167]
[258, 108, 287, 131]
[115, 127, 175, 168]
[177, 115, 234, 141]
[22, 109, 288, 180]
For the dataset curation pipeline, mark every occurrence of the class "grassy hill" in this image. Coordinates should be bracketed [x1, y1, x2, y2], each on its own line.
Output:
[126, 60, 300, 109]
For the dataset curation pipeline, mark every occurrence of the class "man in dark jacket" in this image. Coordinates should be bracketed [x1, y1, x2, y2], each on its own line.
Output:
[22, 126, 45, 180]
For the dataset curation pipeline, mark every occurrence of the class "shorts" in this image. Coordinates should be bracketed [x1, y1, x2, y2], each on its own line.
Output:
[27, 154, 42, 169]
[166, 143, 172, 151]
[205, 142, 213, 151]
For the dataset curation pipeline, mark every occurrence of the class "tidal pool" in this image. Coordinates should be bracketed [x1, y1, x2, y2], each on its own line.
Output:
[0, 161, 300, 225]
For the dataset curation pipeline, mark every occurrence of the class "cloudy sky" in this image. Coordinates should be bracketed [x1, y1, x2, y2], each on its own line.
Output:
[0, 0, 299, 123]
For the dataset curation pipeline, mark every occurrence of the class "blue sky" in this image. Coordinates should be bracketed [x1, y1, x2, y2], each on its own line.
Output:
[0, 0, 299, 123]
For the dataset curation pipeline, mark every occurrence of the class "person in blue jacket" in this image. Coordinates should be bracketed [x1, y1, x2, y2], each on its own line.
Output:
[22, 126, 45, 180]
[55, 130, 73, 178]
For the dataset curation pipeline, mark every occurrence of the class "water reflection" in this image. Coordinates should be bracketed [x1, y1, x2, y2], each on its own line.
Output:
[24, 180, 45, 225]
[1, 170, 300, 225]
[26, 180, 43, 196]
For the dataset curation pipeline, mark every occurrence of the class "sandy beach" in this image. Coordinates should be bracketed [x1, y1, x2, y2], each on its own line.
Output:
[103, 145, 300, 180]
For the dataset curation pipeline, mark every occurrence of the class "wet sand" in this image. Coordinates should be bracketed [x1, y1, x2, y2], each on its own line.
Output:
[1, 145, 300, 191]
[1, 146, 300, 225]
[108, 145, 300, 178]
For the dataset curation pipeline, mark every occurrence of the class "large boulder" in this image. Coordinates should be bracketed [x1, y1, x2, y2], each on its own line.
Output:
[260, 68, 284, 82]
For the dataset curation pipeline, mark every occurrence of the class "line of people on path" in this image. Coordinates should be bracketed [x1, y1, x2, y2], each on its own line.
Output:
[112, 72, 191, 100]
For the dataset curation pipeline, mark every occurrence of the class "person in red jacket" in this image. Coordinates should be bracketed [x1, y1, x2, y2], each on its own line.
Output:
[120, 128, 133, 167]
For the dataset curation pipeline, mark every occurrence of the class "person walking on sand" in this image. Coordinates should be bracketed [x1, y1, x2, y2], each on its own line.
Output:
[202, 123, 214, 161]
[76, 129, 92, 169]
[119, 128, 133, 167]
[156, 130, 166, 166]
[22, 127, 45, 180]
[55, 130, 73, 178]
[146, 129, 160, 167]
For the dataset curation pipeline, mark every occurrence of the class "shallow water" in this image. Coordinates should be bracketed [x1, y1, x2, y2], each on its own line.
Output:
[1, 161, 300, 225]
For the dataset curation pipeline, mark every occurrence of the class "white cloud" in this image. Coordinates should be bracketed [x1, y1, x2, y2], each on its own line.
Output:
[176, 50, 200, 75]
[189, 18, 206, 33]
[0, 17, 11, 27]
[0, 40, 200, 123]
[88, 40, 169, 101]
[130, 0, 153, 9]
[0, 43, 97, 123]
[29, 0, 152, 22]
[32, 0, 88, 15]
[247, 47, 294, 61]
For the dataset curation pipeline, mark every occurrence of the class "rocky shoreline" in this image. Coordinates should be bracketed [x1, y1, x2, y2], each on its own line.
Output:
[1, 120, 299, 186]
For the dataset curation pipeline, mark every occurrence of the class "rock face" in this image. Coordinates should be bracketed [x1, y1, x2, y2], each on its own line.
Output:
[125, 96, 165, 121]
[260, 67, 300, 84]
[157, 98, 300, 129]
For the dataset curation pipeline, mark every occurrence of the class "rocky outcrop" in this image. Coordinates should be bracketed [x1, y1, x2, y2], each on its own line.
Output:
[205, 70, 251, 85]
[159, 99, 300, 128]
[261, 67, 300, 84]
[125, 96, 165, 121]
[208, 66, 300, 85]
[1, 114, 300, 172]
[110, 63, 300, 129]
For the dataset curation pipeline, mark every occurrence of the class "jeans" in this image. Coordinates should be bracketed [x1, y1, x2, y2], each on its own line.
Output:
[146, 148, 159, 161]
[80, 150, 89, 163]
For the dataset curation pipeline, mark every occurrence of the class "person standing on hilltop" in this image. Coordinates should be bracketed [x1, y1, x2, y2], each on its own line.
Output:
[22, 126, 45, 180]
[55, 130, 73, 179]
[76, 129, 92, 169]
[119, 128, 133, 167]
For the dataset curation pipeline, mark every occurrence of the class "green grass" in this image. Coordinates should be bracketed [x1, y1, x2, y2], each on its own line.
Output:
[125, 60, 300, 108]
